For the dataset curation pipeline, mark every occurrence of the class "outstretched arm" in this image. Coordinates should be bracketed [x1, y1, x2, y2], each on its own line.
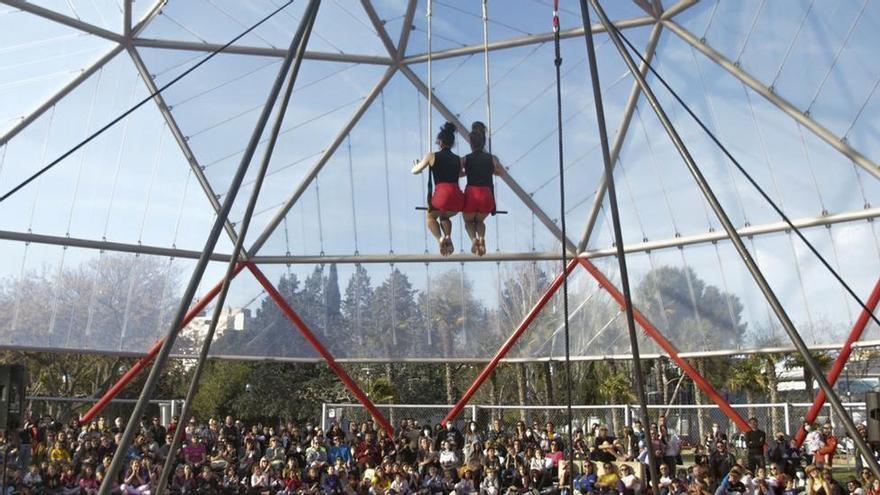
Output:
[412, 152, 433, 174]
[492, 155, 505, 176]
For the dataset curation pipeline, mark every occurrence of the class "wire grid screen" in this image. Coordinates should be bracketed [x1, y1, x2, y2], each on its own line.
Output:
[472, 405, 630, 437]
[322, 403, 867, 445]
[786, 403, 867, 440]
[26, 398, 169, 426]
[322, 404, 475, 433]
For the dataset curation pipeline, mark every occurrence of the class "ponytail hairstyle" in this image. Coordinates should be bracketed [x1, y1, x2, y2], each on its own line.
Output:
[469, 121, 487, 152]
[437, 122, 456, 148]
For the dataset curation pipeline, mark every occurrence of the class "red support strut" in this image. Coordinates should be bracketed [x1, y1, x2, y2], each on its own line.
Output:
[793, 276, 880, 446]
[442, 258, 579, 426]
[80, 263, 247, 425]
[246, 263, 395, 436]
[577, 258, 752, 433]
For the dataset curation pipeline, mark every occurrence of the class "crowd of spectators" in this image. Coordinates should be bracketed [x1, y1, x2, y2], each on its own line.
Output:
[0, 412, 873, 495]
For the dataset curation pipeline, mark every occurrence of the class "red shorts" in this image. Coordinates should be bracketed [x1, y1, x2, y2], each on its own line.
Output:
[431, 182, 464, 212]
[463, 185, 495, 213]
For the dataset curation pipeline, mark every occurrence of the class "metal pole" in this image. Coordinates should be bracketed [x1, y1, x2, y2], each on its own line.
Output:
[784, 403, 791, 435]
[96, 0, 309, 490]
[442, 259, 578, 425]
[590, 0, 880, 480]
[79, 263, 246, 425]
[247, 262, 395, 435]
[793, 277, 880, 446]
[322, 403, 327, 433]
[154, 4, 320, 494]
[577, 1, 659, 485]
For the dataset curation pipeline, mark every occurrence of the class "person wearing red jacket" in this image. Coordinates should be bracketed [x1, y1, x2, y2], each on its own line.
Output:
[816, 424, 838, 468]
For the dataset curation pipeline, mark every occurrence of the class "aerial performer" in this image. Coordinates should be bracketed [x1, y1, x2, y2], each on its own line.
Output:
[411, 122, 464, 256]
[462, 121, 504, 256]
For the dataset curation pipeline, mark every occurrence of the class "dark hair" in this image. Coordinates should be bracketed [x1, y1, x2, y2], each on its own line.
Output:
[437, 122, 456, 148]
[469, 121, 486, 152]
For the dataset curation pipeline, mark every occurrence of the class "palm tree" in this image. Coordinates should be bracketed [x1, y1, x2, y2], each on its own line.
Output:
[786, 351, 834, 402]
[726, 356, 765, 419]
[596, 361, 635, 433]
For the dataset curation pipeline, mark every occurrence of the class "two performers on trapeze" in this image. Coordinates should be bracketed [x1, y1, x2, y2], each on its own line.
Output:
[412, 121, 505, 257]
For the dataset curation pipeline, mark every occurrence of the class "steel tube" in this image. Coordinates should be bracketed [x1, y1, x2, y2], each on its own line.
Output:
[578, 22, 663, 252]
[792, 277, 880, 446]
[155, 4, 320, 494]
[0, 0, 123, 41]
[442, 259, 578, 426]
[0, 45, 124, 147]
[592, 0, 880, 479]
[401, 15, 656, 64]
[246, 65, 397, 256]
[663, 20, 880, 181]
[247, 262, 395, 435]
[127, 46, 241, 246]
[98, 1, 309, 491]
[78, 263, 246, 425]
[579, 1, 659, 484]
[131, 37, 393, 65]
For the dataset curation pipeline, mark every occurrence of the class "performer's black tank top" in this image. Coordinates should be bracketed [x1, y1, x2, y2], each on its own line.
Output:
[465, 151, 494, 187]
[431, 148, 460, 184]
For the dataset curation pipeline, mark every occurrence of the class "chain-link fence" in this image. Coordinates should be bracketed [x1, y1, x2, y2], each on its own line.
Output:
[322, 402, 867, 446]
[26, 397, 179, 426]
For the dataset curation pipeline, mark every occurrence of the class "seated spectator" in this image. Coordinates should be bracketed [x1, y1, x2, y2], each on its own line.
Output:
[78, 464, 99, 495]
[618, 463, 643, 495]
[390, 470, 410, 494]
[322, 465, 343, 494]
[263, 437, 286, 471]
[422, 465, 444, 493]
[249, 464, 271, 495]
[480, 467, 500, 495]
[574, 461, 598, 494]
[328, 436, 352, 467]
[455, 468, 477, 494]
[596, 462, 619, 495]
[440, 440, 462, 471]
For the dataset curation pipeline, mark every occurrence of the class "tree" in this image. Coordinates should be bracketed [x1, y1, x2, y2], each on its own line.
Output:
[595, 361, 635, 433]
[636, 266, 746, 439]
[726, 356, 766, 419]
[635, 266, 747, 351]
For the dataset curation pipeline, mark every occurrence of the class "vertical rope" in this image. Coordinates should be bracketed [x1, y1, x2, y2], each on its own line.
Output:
[481, 0, 497, 207]
[426, 0, 433, 149]
[66, 68, 104, 236]
[102, 82, 139, 240]
[551, 0, 575, 481]
[138, 124, 168, 242]
[425, 263, 432, 347]
[390, 264, 398, 346]
[460, 262, 467, 346]
[315, 175, 325, 255]
[380, 90, 394, 252]
[171, 169, 194, 248]
[346, 135, 359, 254]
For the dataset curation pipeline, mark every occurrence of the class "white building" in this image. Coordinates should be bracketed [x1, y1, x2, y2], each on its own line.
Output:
[182, 306, 252, 343]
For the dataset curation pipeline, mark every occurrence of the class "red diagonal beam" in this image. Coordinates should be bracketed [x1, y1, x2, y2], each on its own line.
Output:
[577, 258, 751, 433]
[246, 262, 395, 436]
[79, 263, 247, 425]
[442, 258, 579, 425]
[793, 276, 880, 446]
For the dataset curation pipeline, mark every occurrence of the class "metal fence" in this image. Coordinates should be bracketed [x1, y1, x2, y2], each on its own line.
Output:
[26, 396, 181, 425]
[322, 402, 867, 446]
